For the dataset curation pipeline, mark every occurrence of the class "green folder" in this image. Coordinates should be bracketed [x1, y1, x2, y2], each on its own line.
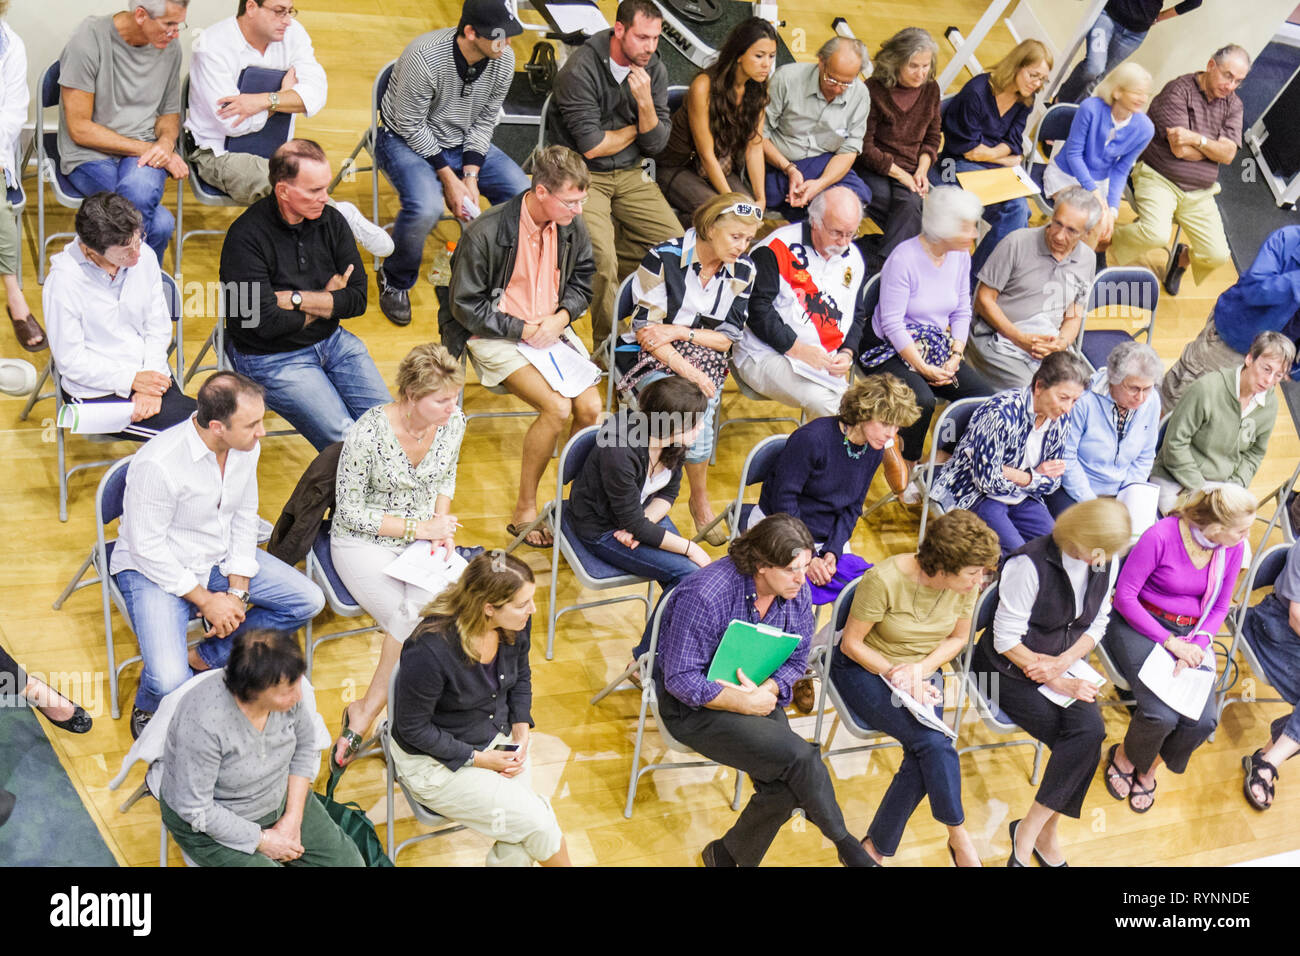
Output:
[706, 620, 802, 686]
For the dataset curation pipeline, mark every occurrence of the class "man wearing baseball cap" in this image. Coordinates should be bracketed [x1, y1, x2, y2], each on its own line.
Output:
[375, 0, 531, 326]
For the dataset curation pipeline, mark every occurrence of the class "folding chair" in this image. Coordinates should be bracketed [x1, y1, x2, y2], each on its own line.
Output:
[693, 433, 786, 545]
[711, 363, 802, 466]
[544, 424, 656, 660]
[603, 274, 639, 413]
[1217, 542, 1292, 719]
[456, 352, 536, 428]
[951, 583, 1045, 783]
[1076, 266, 1159, 372]
[34, 61, 85, 285]
[1024, 103, 1078, 217]
[621, 588, 744, 818]
[301, 522, 384, 678]
[917, 395, 985, 541]
[380, 660, 466, 863]
[808, 577, 904, 761]
[1254, 459, 1300, 549]
[173, 76, 243, 288]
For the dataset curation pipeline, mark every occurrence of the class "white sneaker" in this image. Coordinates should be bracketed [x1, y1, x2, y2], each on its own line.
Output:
[0, 358, 36, 396]
[334, 200, 395, 257]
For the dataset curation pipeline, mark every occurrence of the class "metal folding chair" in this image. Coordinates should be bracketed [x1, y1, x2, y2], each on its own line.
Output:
[34, 61, 85, 285]
[917, 396, 985, 541]
[1218, 542, 1293, 719]
[1023, 103, 1078, 216]
[301, 522, 384, 678]
[693, 433, 787, 545]
[1076, 266, 1160, 372]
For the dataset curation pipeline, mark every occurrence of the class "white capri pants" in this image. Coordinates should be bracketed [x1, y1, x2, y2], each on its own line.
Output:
[330, 536, 434, 643]
[390, 734, 564, 866]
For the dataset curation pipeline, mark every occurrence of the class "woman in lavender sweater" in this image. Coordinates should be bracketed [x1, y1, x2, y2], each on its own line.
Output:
[858, 185, 994, 470]
[1102, 485, 1255, 813]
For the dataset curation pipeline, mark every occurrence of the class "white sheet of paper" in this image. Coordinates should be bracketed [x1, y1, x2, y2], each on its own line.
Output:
[1137, 641, 1217, 719]
[517, 340, 601, 398]
[56, 402, 134, 434]
[1038, 658, 1108, 708]
[543, 1, 609, 35]
[460, 196, 480, 219]
[788, 356, 849, 391]
[1013, 163, 1042, 195]
[882, 675, 957, 739]
[988, 313, 1058, 358]
[383, 542, 469, 595]
[1117, 481, 1160, 539]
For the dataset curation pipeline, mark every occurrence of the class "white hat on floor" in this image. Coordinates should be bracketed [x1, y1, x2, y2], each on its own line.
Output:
[0, 358, 37, 396]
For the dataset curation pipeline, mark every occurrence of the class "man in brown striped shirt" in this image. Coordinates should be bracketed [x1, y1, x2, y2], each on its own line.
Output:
[1109, 45, 1248, 296]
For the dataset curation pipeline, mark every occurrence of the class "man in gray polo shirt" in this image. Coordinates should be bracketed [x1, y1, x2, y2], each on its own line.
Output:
[59, 0, 190, 263]
[967, 187, 1100, 390]
[763, 36, 872, 221]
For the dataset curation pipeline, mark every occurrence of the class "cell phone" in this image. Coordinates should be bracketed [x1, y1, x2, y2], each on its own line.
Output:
[493, 742, 520, 752]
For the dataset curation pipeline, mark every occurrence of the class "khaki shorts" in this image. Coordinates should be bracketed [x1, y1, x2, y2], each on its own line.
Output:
[465, 327, 590, 388]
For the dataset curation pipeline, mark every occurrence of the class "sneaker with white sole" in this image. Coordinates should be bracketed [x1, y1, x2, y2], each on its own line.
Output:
[334, 200, 395, 257]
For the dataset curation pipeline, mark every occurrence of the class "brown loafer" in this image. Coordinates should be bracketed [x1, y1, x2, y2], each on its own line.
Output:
[792, 676, 817, 714]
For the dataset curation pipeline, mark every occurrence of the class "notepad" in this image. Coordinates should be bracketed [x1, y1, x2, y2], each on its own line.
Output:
[955, 165, 1040, 205]
[883, 675, 957, 738]
[517, 340, 602, 398]
[56, 402, 133, 435]
[1137, 641, 1217, 719]
[383, 542, 469, 595]
[706, 620, 802, 686]
[1038, 658, 1108, 708]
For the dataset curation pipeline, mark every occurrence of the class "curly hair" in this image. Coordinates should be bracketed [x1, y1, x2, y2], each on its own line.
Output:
[839, 373, 922, 428]
[702, 17, 777, 173]
[916, 510, 1000, 576]
[729, 514, 814, 576]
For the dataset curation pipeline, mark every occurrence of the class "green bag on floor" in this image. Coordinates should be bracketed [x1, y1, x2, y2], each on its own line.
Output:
[314, 771, 394, 868]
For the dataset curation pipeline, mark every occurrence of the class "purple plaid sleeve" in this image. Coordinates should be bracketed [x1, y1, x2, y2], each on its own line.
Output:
[658, 564, 738, 708]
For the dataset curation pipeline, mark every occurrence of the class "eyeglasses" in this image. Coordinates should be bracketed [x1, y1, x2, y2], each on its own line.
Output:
[721, 202, 763, 221]
[262, 4, 299, 19]
[146, 12, 187, 35]
[820, 67, 857, 90]
[546, 191, 588, 211]
[817, 225, 857, 242]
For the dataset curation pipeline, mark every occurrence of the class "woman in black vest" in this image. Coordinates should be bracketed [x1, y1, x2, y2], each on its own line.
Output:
[970, 497, 1131, 866]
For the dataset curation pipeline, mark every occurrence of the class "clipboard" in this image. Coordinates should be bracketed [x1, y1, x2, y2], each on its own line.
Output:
[955, 165, 1040, 206]
[706, 619, 801, 686]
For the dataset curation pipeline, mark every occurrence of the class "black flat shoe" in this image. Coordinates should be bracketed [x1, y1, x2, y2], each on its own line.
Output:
[701, 838, 736, 867]
[1164, 242, 1189, 296]
[42, 704, 93, 734]
[1007, 818, 1029, 867]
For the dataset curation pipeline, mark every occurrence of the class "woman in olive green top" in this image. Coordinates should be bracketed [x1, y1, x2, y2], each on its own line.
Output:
[830, 509, 1000, 866]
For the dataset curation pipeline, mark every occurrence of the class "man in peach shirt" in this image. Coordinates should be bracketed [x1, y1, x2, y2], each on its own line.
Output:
[440, 146, 602, 548]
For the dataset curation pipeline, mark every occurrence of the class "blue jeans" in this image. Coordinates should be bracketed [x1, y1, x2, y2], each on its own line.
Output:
[1243, 593, 1300, 745]
[830, 647, 964, 855]
[972, 496, 1055, 558]
[1056, 11, 1148, 104]
[225, 327, 392, 450]
[931, 157, 1029, 279]
[764, 153, 874, 222]
[116, 557, 325, 711]
[375, 132, 531, 290]
[67, 157, 174, 263]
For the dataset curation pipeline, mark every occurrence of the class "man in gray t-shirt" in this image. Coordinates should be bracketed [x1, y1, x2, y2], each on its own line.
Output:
[58, 1, 189, 262]
[967, 188, 1100, 391]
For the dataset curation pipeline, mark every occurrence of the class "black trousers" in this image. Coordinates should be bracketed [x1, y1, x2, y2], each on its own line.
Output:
[972, 642, 1106, 818]
[869, 354, 994, 462]
[63, 379, 198, 442]
[856, 169, 925, 275]
[0, 642, 26, 704]
[658, 691, 852, 866]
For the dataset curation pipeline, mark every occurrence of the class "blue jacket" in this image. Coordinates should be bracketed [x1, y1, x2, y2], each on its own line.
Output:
[1212, 226, 1300, 371]
[1061, 366, 1160, 501]
[930, 387, 1069, 512]
[1056, 96, 1154, 211]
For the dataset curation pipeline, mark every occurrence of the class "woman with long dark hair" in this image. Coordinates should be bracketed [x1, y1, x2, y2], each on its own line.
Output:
[654, 16, 777, 218]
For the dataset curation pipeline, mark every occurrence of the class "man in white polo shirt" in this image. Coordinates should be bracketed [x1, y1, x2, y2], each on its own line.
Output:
[733, 186, 870, 420]
[185, 0, 391, 254]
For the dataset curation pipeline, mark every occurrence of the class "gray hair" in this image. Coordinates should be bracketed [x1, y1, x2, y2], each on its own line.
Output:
[871, 27, 939, 89]
[1248, 330, 1297, 367]
[1105, 340, 1163, 385]
[920, 185, 984, 242]
[817, 36, 867, 70]
[1031, 349, 1092, 392]
[1212, 44, 1251, 70]
[1054, 185, 1103, 231]
[133, 0, 189, 14]
[808, 185, 864, 229]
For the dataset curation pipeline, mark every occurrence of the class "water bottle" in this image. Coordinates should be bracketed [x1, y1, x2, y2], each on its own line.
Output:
[428, 240, 457, 286]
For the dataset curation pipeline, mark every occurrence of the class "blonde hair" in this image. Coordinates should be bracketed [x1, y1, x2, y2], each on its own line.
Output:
[1052, 498, 1132, 563]
[532, 145, 591, 193]
[394, 343, 464, 402]
[988, 39, 1053, 106]
[1095, 61, 1152, 106]
[838, 373, 921, 428]
[692, 191, 761, 243]
[1173, 485, 1259, 536]
[420, 552, 535, 662]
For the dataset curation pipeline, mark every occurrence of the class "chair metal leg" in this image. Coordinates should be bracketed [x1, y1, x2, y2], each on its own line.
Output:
[20, 359, 52, 421]
[624, 691, 651, 818]
[1030, 740, 1044, 786]
[52, 549, 95, 609]
[730, 769, 743, 811]
[118, 780, 150, 813]
[102, 563, 121, 721]
[57, 417, 69, 522]
[590, 659, 639, 705]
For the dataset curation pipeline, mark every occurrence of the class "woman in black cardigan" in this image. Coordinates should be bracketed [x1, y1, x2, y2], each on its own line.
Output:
[389, 552, 570, 867]
[569, 376, 713, 588]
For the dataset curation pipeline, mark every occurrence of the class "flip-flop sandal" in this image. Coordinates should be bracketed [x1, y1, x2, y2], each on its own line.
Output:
[1103, 742, 1134, 800]
[330, 709, 364, 785]
[1242, 749, 1278, 811]
[506, 522, 552, 549]
[1129, 777, 1157, 813]
[7, 306, 47, 353]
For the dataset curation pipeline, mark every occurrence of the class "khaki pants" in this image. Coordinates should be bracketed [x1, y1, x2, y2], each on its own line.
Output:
[1159, 309, 1242, 414]
[733, 351, 845, 420]
[1110, 162, 1231, 286]
[580, 166, 682, 348]
[0, 200, 17, 275]
[190, 147, 272, 205]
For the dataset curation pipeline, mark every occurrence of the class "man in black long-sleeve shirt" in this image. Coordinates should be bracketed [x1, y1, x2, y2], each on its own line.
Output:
[1057, 0, 1203, 104]
[220, 138, 390, 450]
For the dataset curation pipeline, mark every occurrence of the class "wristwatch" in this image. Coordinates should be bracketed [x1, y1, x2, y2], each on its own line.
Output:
[227, 588, 250, 606]
[268, 91, 280, 113]
[290, 291, 303, 310]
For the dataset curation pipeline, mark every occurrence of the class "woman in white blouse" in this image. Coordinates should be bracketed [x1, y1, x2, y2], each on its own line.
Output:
[0, 7, 41, 351]
[330, 343, 466, 773]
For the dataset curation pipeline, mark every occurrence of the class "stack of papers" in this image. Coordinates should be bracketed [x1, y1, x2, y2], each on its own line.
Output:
[517, 340, 602, 398]
[56, 402, 133, 435]
[383, 542, 469, 596]
[1038, 658, 1107, 708]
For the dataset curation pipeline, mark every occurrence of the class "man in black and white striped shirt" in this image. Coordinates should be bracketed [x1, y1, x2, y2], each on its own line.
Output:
[375, 0, 532, 326]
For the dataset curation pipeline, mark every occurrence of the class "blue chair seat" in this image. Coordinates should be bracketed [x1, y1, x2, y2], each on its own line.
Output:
[311, 531, 360, 607]
[1081, 329, 1135, 370]
[737, 502, 756, 531]
[6, 183, 21, 206]
[558, 509, 678, 582]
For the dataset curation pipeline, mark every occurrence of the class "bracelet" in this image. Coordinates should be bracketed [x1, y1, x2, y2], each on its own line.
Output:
[403, 517, 417, 543]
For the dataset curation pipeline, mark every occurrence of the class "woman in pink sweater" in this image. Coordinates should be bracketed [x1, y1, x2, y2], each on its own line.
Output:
[1102, 485, 1255, 812]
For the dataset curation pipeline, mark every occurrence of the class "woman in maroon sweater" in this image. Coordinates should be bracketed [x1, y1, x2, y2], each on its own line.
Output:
[855, 28, 943, 274]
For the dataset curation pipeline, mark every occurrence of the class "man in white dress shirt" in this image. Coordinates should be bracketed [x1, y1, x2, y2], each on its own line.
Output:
[109, 370, 324, 738]
[44, 191, 196, 440]
[184, 0, 391, 255]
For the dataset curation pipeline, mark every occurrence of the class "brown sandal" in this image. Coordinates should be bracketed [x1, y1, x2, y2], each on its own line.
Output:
[7, 305, 46, 353]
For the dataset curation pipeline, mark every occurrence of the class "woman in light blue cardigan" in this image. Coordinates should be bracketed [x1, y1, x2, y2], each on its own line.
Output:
[1050, 340, 1163, 516]
[1042, 62, 1154, 260]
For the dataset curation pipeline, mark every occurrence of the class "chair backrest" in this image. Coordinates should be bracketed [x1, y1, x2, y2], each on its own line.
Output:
[1035, 102, 1078, 156]
[832, 576, 861, 633]
[161, 272, 182, 326]
[559, 424, 601, 487]
[1249, 542, 1292, 596]
[1085, 266, 1160, 342]
[616, 273, 636, 325]
[97, 455, 134, 530]
[375, 61, 396, 120]
[860, 272, 881, 321]
[41, 60, 61, 109]
[666, 84, 688, 114]
[743, 434, 787, 489]
[974, 581, 998, 635]
[931, 395, 984, 455]
[1155, 412, 1171, 454]
[537, 93, 552, 153]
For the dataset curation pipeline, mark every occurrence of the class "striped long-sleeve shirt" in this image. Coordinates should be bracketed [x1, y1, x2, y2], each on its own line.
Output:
[380, 27, 513, 169]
